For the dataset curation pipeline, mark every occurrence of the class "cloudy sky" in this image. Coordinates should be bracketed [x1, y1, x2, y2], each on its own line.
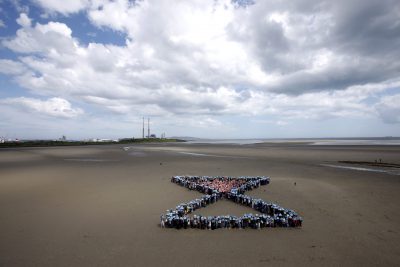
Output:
[0, 0, 399, 140]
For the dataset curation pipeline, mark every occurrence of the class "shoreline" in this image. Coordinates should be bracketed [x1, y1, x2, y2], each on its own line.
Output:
[0, 138, 185, 149]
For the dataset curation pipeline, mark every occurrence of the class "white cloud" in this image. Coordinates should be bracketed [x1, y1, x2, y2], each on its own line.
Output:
[9, 0, 30, 13]
[16, 13, 31, 27]
[3, 18, 76, 55]
[375, 94, 400, 123]
[34, 0, 89, 15]
[162, 116, 225, 129]
[0, 59, 27, 75]
[0, 19, 5, 28]
[1, 97, 83, 118]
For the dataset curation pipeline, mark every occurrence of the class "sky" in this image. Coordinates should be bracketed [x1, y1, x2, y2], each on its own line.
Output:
[0, 0, 399, 140]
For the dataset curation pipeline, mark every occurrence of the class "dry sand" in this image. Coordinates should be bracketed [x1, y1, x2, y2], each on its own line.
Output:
[0, 143, 399, 266]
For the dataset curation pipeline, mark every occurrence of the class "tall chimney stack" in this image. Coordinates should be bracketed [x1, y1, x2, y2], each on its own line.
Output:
[142, 117, 144, 139]
[147, 117, 150, 138]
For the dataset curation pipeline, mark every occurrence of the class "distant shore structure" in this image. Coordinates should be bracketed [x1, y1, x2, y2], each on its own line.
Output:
[141, 117, 156, 138]
[148, 118, 150, 138]
[142, 117, 145, 139]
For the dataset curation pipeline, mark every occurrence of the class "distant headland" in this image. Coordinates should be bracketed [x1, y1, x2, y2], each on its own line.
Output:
[0, 138, 185, 148]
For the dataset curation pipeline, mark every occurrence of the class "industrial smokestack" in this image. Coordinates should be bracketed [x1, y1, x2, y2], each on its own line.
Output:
[142, 117, 144, 139]
[148, 117, 150, 138]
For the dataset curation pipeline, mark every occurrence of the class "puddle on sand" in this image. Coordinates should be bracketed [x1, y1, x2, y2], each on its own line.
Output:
[178, 151, 248, 159]
[64, 158, 117, 162]
[320, 164, 400, 176]
[128, 151, 147, 157]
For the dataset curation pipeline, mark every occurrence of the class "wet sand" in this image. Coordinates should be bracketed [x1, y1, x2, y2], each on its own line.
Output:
[0, 143, 399, 266]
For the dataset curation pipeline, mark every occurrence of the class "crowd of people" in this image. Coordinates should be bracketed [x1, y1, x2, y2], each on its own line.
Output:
[170, 175, 270, 195]
[225, 193, 302, 227]
[161, 175, 302, 230]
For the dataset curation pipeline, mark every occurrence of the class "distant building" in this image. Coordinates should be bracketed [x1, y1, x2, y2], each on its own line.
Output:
[100, 139, 111, 142]
[96, 139, 116, 142]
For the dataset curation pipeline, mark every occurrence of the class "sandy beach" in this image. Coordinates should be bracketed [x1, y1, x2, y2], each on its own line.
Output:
[0, 142, 399, 266]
